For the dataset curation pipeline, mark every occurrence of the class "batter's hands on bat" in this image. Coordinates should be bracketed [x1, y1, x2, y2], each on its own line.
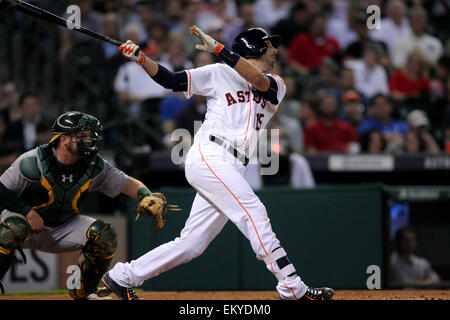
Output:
[118, 40, 147, 65]
[190, 25, 224, 56]
[26, 209, 44, 233]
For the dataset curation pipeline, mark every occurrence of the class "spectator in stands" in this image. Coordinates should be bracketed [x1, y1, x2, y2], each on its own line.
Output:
[345, 12, 388, 62]
[304, 58, 340, 98]
[359, 93, 408, 151]
[326, 1, 364, 50]
[0, 82, 21, 123]
[100, 12, 121, 62]
[98, 12, 124, 91]
[201, 17, 226, 49]
[165, 0, 184, 31]
[389, 226, 441, 288]
[344, 43, 390, 99]
[430, 55, 450, 102]
[169, 0, 201, 59]
[159, 33, 194, 71]
[59, 0, 103, 62]
[370, 0, 412, 58]
[175, 95, 207, 139]
[160, 52, 215, 148]
[195, 0, 237, 31]
[222, 2, 257, 48]
[288, 13, 341, 75]
[389, 50, 431, 103]
[114, 24, 171, 117]
[339, 89, 366, 128]
[268, 110, 316, 189]
[391, 5, 443, 69]
[441, 78, 450, 153]
[160, 91, 193, 148]
[360, 129, 386, 154]
[273, 76, 304, 154]
[270, 1, 310, 49]
[335, 67, 368, 110]
[298, 97, 316, 129]
[253, 0, 292, 30]
[0, 113, 20, 171]
[34, 121, 53, 148]
[4, 93, 54, 152]
[146, 18, 171, 61]
[406, 110, 440, 153]
[304, 93, 359, 153]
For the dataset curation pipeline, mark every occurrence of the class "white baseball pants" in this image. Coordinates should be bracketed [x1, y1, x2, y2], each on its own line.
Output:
[108, 139, 307, 299]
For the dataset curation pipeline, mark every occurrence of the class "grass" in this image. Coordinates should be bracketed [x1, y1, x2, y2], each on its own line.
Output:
[3, 289, 69, 296]
[3, 288, 144, 296]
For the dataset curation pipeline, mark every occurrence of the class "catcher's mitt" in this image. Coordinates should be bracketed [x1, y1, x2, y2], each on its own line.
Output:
[136, 193, 168, 230]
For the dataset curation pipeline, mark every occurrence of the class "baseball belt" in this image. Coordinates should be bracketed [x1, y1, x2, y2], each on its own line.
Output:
[209, 135, 249, 166]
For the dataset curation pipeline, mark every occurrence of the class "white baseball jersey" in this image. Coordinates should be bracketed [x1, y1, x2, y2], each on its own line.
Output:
[107, 61, 308, 301]
[183, 63, 286, 156]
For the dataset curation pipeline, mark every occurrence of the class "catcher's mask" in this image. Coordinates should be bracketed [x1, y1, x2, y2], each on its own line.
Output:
[50, 111, 104, 161]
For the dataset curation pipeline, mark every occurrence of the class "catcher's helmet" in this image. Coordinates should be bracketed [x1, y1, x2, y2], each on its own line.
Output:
[232, 28, 281, 59]
[51, 111, 103, 160]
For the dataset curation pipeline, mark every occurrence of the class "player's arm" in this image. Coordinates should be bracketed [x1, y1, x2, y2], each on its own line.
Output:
[117, 41, 188, 92]
[188, 25, 279, 104]
[120, 176, 151, 201]
[0, 182, 32, 216]
[120, 176, 169, 228]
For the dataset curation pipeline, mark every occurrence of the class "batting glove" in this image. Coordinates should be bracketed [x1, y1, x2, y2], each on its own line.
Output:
[118, 40, 147, 65]
[189, 25, 224, 56]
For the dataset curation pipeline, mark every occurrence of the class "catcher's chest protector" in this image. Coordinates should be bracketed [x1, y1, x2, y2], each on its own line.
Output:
[20, 144, 104, 227]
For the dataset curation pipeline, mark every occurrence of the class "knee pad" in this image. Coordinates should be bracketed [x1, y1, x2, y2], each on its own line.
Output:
[70, 220, 118, 299]
[264, 247, 297, 281]
[0, 216, 30, 295]
[84, 219, 118, 259]
[0, 216, 30, 252]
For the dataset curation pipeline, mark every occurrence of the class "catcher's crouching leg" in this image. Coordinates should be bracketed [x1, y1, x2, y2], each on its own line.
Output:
[0, 216, 30, 294]
[69, 219, 118, 300]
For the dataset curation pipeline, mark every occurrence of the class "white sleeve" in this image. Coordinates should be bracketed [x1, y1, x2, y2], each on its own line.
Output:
[183, 64, 218, 98]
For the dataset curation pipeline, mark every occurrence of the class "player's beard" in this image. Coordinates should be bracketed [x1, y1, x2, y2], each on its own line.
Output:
[64, 141, 78, 156]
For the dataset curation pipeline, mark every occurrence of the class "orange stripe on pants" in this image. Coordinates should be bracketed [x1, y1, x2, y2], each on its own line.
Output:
[198, 142, 268, 257]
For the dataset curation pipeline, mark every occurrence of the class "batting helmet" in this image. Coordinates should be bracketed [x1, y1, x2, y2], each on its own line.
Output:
[232, 28, 281, 59]
[51, 111, 103, 160]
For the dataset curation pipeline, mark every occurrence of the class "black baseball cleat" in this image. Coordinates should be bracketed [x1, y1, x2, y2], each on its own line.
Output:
[102, 272, 142, 300]
[298, 286, 335, 301]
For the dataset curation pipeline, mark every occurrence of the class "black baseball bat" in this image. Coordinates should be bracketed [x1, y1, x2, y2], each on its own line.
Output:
[3, 0, 122, 46]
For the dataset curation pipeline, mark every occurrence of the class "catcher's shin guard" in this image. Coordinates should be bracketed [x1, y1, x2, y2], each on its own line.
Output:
[0, 251, 13, 295]
[69, 220, 118, 300]
[0, 216, 30, 294]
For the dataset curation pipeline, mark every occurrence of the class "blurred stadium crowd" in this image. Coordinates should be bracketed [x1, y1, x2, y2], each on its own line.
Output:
[0, 0, 450, 176]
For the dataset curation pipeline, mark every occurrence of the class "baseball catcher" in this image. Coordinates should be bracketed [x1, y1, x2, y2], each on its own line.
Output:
[0, 111, 170, 299]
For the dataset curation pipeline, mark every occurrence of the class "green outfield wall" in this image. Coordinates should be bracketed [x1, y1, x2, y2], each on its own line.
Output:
[128, 185, 385, 290]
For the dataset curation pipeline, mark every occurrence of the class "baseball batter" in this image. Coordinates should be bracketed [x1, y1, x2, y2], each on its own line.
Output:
[103, 26, 334, 301]
[0, 111, 167, 299]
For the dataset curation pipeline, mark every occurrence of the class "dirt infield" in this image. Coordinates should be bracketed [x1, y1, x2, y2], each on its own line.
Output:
[1, 290, 450, 300]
